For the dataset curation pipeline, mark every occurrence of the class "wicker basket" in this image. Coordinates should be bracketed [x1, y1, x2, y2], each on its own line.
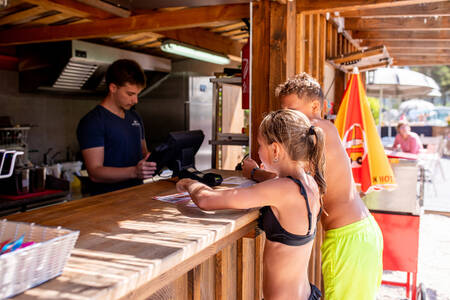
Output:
[0, 219, 79, 298]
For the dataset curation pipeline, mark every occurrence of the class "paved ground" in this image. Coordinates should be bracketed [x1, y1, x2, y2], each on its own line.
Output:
[377, 158, 450, 300]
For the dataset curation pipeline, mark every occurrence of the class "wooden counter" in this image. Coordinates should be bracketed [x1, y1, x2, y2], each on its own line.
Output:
[6, 170, 262, 300]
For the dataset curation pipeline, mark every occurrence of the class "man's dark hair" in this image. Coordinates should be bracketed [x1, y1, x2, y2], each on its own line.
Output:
[105, 59, 146, 89]
[275, 72, 324, 107]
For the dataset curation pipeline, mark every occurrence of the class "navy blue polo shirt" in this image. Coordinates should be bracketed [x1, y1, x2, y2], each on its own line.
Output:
[77, 105, 145, 195]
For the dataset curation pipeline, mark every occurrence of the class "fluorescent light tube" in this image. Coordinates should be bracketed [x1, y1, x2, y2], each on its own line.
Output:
[161, 40, 231, 65]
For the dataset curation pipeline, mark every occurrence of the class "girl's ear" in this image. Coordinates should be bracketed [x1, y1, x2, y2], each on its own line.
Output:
[271, 142, 282, 161]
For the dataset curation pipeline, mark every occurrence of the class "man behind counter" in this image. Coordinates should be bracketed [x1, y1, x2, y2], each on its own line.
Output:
[77, 59, 156, 195]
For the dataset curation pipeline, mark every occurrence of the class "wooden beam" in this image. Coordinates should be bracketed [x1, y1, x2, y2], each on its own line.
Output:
[340, 1, 450, 18]
[358, 61, 391, 72]
[0, 6, 47, 26]
[362, 40, 450, 48]
[0, 4, 250, 46]
[76, 0, 130, 18]
[251, 0, 270, 161]
[46, 0, 116, 19]
[296, 0, 445, 14]
[23, 0, 90, 18]
[312, 14, 319, 80]
[389, 48, 450, 55]
[352, 30, 450, 40]
[159, 28, 243, 57]
[345, 16, 450, 31]
[394, 58, 450, 66]
[210, 21, 246, 33]
[329, 46, 386, 63]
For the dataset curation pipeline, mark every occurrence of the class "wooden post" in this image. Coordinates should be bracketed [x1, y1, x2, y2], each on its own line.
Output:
[250, 0, 270, 160]
[250, 0, 296, 161]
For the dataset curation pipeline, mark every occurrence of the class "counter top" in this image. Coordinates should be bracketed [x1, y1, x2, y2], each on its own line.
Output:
[6, 170, 259, 300]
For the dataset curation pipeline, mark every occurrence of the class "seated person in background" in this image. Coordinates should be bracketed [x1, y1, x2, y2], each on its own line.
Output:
[77, 59, 156, 195]
[393, 121, 423, 154]
[177, 109, 324, 300]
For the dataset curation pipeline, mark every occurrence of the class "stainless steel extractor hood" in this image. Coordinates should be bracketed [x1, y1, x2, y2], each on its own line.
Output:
[18, 40, 171, 94]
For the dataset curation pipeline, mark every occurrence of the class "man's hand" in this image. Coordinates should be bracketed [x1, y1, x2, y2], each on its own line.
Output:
[136, 153, 157, 179]
[242, 158, 259, 179]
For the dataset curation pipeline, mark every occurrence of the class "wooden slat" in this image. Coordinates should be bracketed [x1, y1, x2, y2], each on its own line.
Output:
[326, 21, 332, 58]
[330, 46, 385, 63]
[230, 33, 249, 40]
[129, 37, 159, 47]
[46, 0, 116, 19]
[304, 14, 312, 74]
[112, 32, 160, 43]
[286, 0, 296, 79]
[318, 14, 326, 87]
[24, 12, 69, 27]
[340, 1, 450, 18]
[394, 58, 450, 66]
[148, 273, 188, 300]
[254, 232, 264, 300]
[24, 0, 91, 18]
[250, 0, 270, 161]
[76, 0, 130, 18]
[332, 26, 338, 57]
[210, 21, 246, 33]
[358, 61, 391, 72]
[345, 16, 450, 31]
[296, 0, 445, 14]
[237, 237, 255, 300]
[221, 28, 245, 37]
[312, 14, 320, 80]
[389, 48, 450, 55]
[0, 4, 250, 46]
[0, 6, 46, 26]
[362, 40, 450, 48]
[159, 27, 243, 57]
[295, 13, 305, 73]
[352, 30, 450, 40]
[188, 264, 202, 300]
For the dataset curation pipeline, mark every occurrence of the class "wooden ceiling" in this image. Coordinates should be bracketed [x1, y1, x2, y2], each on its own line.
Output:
[303, 0, 449, 66]
[0, 0, 448, 66]
[0, 1, 250, 61]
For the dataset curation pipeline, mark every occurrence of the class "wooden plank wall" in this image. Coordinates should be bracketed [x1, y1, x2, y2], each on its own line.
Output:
[148, 231, 263, 300]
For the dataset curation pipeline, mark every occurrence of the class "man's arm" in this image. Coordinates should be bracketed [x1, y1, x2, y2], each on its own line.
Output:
[82, 147, 156, 183]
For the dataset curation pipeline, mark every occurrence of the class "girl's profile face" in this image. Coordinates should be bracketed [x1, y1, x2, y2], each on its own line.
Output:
[257, 132, 276, 172]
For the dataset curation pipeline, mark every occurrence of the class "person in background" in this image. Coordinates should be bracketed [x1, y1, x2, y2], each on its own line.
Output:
[392, 121, 423, 154]
[77, 59, 156, 195]
[243, 73, 383, 300]
[177, 109, 324, 300]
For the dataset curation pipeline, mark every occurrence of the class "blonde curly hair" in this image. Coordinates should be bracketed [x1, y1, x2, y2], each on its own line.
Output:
[275, 73, 324, 107]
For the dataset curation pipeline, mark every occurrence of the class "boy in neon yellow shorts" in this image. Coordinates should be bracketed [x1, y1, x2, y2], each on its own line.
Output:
[243, 73, 383, 299]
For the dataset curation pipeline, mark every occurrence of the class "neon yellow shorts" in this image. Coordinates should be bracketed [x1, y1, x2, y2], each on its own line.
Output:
[321, 215, 383, 300]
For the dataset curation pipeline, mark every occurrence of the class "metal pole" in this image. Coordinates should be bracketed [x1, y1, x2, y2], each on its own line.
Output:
[378, 88, 383, 136]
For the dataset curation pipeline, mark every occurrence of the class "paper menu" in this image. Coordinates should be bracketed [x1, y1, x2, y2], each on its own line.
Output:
[152, 192, 197, 207]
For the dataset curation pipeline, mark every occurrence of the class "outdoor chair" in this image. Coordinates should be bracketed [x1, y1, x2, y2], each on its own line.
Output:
[418, 135, 446, 196]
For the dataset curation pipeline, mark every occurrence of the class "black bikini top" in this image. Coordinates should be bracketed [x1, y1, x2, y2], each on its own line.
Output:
[258, 176, 321, 246]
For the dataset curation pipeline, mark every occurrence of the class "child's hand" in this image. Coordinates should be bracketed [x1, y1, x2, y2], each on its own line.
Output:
[176, 178, 195, 192]
[242, 158, 259, 179]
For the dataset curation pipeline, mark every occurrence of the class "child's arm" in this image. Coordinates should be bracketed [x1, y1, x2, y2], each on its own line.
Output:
[176, 178, 282, 211]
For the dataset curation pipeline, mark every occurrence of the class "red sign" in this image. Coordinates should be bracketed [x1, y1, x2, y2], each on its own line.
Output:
[242, 42, 250, 110]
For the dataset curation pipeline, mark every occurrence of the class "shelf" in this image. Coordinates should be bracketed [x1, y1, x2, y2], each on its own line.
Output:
[210, 77, 241, 85]
[209, 140, 249, 146]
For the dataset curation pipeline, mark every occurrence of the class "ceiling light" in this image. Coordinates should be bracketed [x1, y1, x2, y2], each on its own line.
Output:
[160, 40, 231, 65]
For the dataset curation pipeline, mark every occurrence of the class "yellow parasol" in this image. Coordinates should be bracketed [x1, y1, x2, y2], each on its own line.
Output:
[335, 69, 396, 193]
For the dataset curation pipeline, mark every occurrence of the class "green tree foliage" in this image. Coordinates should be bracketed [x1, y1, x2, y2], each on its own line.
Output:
[411, 66, 450, 93]
[367, 97, 380, 125]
